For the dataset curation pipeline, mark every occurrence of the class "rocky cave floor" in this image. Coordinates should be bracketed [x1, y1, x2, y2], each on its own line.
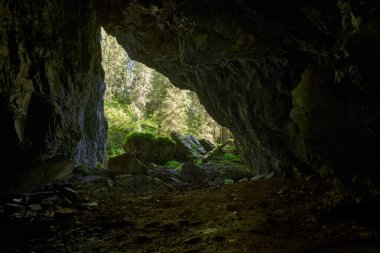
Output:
[1, 168, 380, 253]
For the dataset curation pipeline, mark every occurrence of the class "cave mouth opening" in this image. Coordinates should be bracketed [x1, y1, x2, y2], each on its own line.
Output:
[100, 28, 249, 182]
[100, 28, 224, 152]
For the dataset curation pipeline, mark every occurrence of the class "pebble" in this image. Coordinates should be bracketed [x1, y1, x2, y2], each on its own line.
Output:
[60, 187, 82, 203]
[29, 204, 42, 211]
[55, 208, 77, 216]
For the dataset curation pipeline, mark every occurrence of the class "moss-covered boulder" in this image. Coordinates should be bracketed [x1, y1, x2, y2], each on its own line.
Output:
[123, 132, 176, 165]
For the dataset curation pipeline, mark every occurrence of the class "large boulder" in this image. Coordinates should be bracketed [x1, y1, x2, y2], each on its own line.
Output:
[123, 132, 176, 165]
[171, 132, 206, 162]
[108, 154, 148, 175]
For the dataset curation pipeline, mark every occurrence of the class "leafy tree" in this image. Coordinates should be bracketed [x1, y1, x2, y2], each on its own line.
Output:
[129, 62, 152, 118]
[101, 28, 130, 102]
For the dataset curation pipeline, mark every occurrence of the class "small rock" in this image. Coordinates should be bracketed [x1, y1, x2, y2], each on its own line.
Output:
[14, 212, 24, 219]
[12, 198, 23, 203]
[80, 201, 98, 208]
[64, 197, 73, 206]
[107, 179, 114, 188]
[251, 174, 265, 180]
[264, 171, 275, 179]
[25, 210, 37, 217]
[29, 204, 42, 211]
[277, 186, 289, 195]
[215, 177, 225, 185]
[224, 179, 234, 184]
[40, 197, 58, 208]
[44, 210, 55, 218]
[55, 208, 77, 216]
[170, 176, 187, 186]
[184, 237, 202, 245]
[60, 187, 82, 203]
[239, 178, 249, 183]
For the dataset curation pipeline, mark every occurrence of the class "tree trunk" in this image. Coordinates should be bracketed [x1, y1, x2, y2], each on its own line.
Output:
[221, 127, 230, 144]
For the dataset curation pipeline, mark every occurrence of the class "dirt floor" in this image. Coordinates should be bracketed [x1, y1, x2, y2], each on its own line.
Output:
[1, 179, 380, 253]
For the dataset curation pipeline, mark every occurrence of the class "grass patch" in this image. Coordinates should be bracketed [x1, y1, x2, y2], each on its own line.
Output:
[164, 160, 183, 170]
[208, 145, 249, 172]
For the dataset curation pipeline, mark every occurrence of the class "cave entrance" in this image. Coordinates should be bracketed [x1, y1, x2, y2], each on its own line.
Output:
[101, 28, 223, 157]
[100, 28, 248, 183]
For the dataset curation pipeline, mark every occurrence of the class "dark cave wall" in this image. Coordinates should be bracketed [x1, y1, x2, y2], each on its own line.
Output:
[0, 0, 107, 191]
[99, 0, 380, 195]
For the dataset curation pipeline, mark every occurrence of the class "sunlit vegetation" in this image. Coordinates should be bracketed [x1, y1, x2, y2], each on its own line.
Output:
[101, 29, 226, 157]
[164, 160, 183, 170]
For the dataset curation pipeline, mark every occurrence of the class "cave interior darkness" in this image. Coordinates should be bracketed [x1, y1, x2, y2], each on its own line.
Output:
[0, 0, 380, 252]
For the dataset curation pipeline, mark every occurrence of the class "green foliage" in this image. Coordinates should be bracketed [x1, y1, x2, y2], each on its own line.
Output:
[125, 131, 175, 147]
[101, 28, 130, 102]
[194, 158, 204, 167]
[206, 145, 248, 171]
[223, 152, 242, 163]
[139, 117, 159, 133]
[164, 160, 183, 170]
[105, 100, 140, 157]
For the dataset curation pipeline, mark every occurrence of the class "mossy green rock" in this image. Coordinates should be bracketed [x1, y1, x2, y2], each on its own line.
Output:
[123, 132, 176, 165]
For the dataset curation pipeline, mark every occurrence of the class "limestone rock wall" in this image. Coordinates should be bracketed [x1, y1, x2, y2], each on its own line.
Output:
[99, 0, 380, 196]
[0, 1, 107, 191]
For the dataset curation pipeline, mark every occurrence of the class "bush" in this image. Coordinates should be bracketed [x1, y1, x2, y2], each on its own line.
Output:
[223, 152, 241, 162]
[105, 100, 140, 157]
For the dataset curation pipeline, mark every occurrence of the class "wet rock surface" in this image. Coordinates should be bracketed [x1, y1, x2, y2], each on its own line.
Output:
[0, 0, 106, 191]
[1, 173, 379, 253]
